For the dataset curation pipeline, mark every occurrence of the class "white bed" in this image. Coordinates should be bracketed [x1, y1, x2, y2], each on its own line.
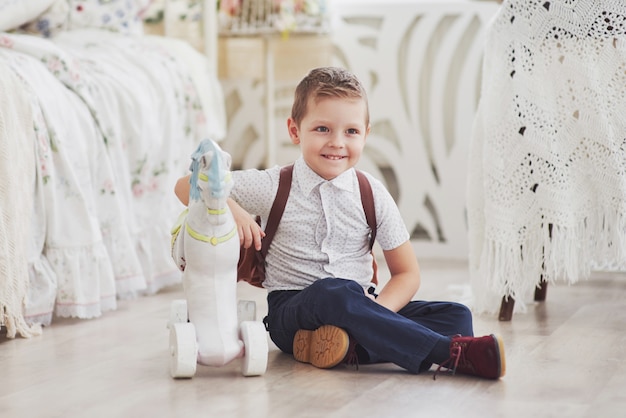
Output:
[0, 0, 225, 335]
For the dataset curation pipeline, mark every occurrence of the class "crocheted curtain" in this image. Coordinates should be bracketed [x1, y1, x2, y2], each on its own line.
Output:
[467, 0, 626, 313]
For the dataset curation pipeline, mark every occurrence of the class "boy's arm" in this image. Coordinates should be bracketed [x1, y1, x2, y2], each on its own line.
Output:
[228, 198, 264, 250]
[173, 174, 264, 249]
[374, 241, 421, 312]
[174, 174, 191, 206]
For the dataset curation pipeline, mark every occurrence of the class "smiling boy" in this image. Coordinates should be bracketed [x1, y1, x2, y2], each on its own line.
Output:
[175, 67, 505, 379]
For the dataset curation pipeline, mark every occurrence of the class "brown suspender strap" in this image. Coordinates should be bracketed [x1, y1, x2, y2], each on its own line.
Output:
[356, 170, 378, 286]
[261, 164, 377, 256]
[259, 164, 294, 258]
[356, 170, 377, 250]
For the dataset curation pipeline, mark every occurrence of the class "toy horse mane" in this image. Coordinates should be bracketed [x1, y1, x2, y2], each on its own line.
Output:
[188, 139, 227, 202]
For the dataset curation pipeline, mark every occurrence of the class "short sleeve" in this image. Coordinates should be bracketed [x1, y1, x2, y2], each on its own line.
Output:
[231, 167, 281, 219]
[367, 174, 410, 251]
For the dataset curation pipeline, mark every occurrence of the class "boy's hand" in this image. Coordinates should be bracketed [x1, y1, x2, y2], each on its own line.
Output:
[228, 198, 265, 250]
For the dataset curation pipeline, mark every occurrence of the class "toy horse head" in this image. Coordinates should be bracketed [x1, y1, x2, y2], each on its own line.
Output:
[188, 139, 233, 212]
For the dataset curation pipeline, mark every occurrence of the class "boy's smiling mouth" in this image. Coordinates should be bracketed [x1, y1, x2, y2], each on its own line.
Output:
[322, 154, 346, 160]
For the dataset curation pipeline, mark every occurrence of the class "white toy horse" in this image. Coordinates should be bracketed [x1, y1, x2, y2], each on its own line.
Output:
[168, 139, 268, 378]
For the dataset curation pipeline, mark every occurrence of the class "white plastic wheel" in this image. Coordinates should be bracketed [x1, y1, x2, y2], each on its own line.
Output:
[239, 321, 268, 377]
[237, 300, 257, 324]
[167, 299, 188, 329]
[169, 322, 198, 379]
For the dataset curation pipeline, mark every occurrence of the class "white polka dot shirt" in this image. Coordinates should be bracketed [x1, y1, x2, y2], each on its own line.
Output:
[231, 157, 409, 292]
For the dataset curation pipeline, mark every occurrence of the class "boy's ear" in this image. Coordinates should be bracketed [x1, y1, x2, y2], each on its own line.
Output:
[287, 118, 300, 144]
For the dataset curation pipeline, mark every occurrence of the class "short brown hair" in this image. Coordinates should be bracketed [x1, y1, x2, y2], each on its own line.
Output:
[291, 67, 370, 127]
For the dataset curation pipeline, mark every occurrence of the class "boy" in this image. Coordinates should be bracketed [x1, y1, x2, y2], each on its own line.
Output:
[175, 67, 505, 379]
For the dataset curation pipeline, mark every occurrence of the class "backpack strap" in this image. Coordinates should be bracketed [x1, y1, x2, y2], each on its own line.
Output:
[260, 165, 377, 258]
[260, 164, 294, 258]
[356, 170, 377, 250]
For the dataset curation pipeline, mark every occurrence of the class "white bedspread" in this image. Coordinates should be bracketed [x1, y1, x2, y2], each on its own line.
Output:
[0, 29, 225, 325]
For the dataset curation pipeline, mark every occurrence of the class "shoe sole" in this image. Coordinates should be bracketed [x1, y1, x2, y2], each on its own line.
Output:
[293, 325, 349, 369]
[492, 334, 507, 378]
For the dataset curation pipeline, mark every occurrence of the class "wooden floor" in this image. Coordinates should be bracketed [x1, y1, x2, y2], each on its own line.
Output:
[2, 259, 625, 418]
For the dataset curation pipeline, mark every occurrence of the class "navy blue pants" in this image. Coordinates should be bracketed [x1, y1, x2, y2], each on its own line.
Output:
[265, 278, 473, 373]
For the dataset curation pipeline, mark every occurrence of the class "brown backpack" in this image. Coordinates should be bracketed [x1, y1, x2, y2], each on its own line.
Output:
[237, 164, 378, 288]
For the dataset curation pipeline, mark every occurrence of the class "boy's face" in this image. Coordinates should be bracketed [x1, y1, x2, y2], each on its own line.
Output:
[288, 96, 370, 181]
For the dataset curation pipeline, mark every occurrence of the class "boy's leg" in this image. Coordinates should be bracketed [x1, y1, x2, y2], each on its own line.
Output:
[266, 278, 446, 373]
[363, 300, 474, 365]
[398, 300, 474, 337]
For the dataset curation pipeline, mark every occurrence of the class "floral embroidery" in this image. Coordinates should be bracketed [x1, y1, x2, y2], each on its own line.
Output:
[33, 121, 52, 185]
[0, 35, 14, 48]
[101, 178, 115, 195]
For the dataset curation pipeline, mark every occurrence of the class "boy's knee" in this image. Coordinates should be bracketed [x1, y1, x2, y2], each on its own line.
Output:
[307, 278, 363, 307]
[310, 277, 361, 295]
[450, 302, 474, 334]
[454, 302, 472, 317]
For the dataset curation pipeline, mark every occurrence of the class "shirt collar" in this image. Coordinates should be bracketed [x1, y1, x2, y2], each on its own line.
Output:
[293, 157, 357, 196]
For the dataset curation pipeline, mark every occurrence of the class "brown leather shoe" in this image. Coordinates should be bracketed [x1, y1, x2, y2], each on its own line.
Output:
[293, 325, 351, 369]
[435, 334, 506, 379]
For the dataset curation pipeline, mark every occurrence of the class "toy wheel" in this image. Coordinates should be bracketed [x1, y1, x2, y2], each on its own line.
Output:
[169, 322, 197, 379]
[167, 299, 188, 329]
[237, 300, 257, 324]
[240, 321, 268, 377]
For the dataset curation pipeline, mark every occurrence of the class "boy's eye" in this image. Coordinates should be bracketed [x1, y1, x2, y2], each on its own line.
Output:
[346, 128, 359, 135]
[315, 126, 329, 132]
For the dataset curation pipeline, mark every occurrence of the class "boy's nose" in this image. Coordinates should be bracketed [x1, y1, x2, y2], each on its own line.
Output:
[327, 133, 344, 147]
